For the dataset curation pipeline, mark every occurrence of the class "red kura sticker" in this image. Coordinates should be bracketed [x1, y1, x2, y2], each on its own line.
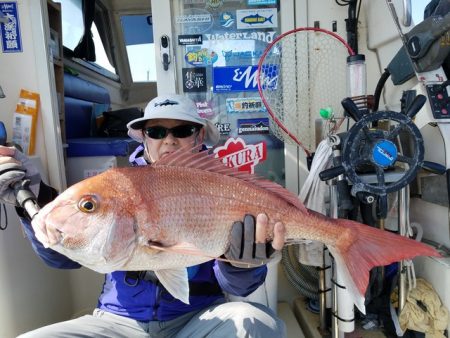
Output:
[214, 137, 266, 173]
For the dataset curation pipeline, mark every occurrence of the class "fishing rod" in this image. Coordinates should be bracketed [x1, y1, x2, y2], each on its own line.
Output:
[0, 121, 40, 221]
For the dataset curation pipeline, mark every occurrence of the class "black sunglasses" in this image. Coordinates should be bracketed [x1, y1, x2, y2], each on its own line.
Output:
[143, 124, 201, 139]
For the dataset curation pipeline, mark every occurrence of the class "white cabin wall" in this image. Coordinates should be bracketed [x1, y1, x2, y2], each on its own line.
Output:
[364, 0, 418, 110]
[0, 1, 73, 335]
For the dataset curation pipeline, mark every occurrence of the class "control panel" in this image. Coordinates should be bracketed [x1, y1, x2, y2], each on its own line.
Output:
[426, 83, 450, 119]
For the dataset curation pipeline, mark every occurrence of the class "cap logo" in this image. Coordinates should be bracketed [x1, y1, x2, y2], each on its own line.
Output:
[154, 99, 179, 107]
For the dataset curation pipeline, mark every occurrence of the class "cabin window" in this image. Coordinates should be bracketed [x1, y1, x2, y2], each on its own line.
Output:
[120, 14, 156, 82]
[55, 0, 116, 76]
[411, 0, 436, 25]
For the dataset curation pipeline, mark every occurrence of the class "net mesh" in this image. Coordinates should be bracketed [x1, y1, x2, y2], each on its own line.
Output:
[258, 28, 353, 155]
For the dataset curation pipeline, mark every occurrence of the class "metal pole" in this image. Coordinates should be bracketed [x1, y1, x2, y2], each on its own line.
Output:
[319, 250, 326, 330]
[319, 247, 328, 334]
[398, 186, 409, 311]
[329, 184, 345, 338]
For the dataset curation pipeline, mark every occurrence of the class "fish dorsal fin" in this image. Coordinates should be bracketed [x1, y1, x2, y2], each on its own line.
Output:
[153, 146, 307, 213]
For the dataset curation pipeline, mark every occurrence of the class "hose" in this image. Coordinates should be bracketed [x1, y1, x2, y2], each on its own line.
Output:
[373, 69, 391, 112]
[281, 244, 320, 300]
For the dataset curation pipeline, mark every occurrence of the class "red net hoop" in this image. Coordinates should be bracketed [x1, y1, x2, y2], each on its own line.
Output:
[257, 27, 355, 157]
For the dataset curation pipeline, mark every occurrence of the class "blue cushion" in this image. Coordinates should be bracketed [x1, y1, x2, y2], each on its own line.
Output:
[66, 138, 139, 157]
[64, 97, 94, 139]
[64, 73, 110, 104]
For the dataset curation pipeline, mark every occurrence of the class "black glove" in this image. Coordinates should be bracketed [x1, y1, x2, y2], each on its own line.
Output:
[224, 214, 277, 268]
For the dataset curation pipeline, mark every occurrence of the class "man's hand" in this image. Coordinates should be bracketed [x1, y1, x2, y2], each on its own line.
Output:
[0, 146, 41, 205]
[224, 213, 285, 268]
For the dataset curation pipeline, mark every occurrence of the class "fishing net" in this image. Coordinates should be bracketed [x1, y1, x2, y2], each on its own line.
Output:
[257, 27, 354, 157]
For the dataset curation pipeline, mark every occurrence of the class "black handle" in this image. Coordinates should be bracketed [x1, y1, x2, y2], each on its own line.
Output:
[341, 97, 364, 122]
[319, 165, 345, 181]
[406, 94, 427, 119]
[162, 53, 169, 71]
[422, 161, 446, 175]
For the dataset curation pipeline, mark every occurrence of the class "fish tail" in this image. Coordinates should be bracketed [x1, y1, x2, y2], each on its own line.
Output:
[327, 218, 440, 313]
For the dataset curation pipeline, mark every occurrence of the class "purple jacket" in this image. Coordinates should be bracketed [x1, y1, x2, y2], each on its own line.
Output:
[20, 145, 268, 322]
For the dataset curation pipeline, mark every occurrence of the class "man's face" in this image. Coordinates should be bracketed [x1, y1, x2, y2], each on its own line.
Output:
[143, 118, 205, 162]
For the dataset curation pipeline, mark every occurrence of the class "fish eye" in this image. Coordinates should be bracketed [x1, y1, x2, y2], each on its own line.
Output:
[78, 196, 98, 213]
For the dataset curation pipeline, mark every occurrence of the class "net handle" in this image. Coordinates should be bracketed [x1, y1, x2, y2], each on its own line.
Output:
[257, 27, 355, 157]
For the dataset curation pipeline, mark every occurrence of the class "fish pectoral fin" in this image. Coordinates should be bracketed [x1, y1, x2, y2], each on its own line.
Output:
[215, 255, 262, 268]
[148, 241, 262, 267]
[148, 241, 216, 259]
[155, 268, 190, 304]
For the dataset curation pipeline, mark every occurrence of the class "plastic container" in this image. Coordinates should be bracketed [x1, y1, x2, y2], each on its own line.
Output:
[346, 54, 367, 98]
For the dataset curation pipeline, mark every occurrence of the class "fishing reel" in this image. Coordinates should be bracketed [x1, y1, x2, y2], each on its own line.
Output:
[320, 95, 427, 212]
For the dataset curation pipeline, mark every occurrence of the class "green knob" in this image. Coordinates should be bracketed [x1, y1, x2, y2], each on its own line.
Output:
[320, 107, 333, 119]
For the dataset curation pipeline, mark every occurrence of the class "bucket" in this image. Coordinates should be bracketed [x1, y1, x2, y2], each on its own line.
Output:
[226, 253, 282, 314]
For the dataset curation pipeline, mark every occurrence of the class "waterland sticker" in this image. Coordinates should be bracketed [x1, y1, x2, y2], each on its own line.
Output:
[203, 31, 276, 43]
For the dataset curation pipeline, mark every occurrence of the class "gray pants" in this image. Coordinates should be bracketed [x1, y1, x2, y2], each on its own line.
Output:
[18, 301, 286, 338]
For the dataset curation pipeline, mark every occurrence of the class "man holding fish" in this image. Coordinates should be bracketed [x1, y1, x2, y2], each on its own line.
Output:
[0, 94, 287, 337]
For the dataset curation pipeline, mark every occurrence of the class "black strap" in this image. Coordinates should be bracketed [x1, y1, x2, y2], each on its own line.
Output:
[124, 271, 223, 296]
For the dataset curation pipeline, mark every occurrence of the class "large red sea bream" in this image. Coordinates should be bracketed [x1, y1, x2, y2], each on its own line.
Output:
[31, 148, 440, 312]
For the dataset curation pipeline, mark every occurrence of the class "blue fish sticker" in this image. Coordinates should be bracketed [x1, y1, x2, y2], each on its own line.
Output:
[241, 14, 273, 25]
[236, 8, 278, 29]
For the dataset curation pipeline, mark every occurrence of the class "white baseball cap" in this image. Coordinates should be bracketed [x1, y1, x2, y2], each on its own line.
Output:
[127, 94, 220, 147]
